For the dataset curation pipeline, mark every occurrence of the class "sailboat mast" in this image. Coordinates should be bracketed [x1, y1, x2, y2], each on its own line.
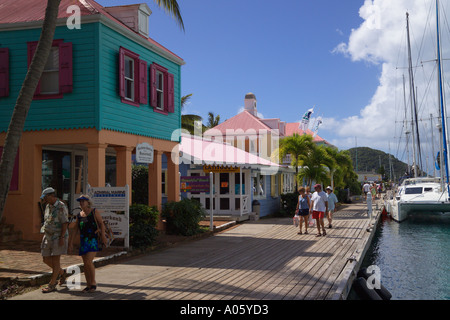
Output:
[406, 12, 419, 178]
[436, 0, 450, 196]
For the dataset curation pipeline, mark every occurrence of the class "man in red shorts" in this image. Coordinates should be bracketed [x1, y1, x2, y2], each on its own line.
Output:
[310, 184, 328, 237]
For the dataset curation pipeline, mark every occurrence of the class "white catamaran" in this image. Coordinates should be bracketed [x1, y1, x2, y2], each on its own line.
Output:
[385, 0, 450, 222]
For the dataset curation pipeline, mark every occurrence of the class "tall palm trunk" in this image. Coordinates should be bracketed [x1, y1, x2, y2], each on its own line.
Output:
[0, 0, 62, 219]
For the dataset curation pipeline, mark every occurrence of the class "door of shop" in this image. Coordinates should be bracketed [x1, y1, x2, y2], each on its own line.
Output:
[42, 149, 88, 212]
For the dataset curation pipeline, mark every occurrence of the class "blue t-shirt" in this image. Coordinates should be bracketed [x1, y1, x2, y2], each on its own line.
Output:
[327, 192, 338, 211]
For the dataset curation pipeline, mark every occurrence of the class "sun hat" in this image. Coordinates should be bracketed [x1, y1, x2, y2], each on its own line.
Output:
[76, 194, 94, 207]
[40, 187, 55, 199]
[76, 195, 90, 202]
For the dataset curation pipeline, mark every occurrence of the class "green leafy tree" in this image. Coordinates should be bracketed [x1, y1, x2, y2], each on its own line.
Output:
[206, 112, 221, 129]
[279, 134, 314, 190]
[298, 144, 332, 187]
[181, 94, 204, 135]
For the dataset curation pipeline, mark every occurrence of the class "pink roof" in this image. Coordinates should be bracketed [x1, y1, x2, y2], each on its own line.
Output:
[0, 0, 184, 63]
[204, 111, 278, 136]
[180, 135, 280, 169]
[285, 122, 329, 144]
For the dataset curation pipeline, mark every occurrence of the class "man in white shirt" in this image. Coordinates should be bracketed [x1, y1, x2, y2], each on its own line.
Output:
[310, 184, 328, 237]
[362, 182, 371, 201]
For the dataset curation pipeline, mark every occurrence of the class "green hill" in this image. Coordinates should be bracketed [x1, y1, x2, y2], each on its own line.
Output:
[346, 147, 411, 181]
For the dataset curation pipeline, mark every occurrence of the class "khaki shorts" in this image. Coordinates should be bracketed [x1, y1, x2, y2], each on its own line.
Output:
[41, 234, 68, 257]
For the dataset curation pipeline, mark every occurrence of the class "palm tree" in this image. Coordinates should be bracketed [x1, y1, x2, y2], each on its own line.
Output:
[0, 0, 184, 219]
[279, 133, 314, 191]
[155, 0, 185, 31]
[206, 112, 221, 129]
[298, 144, 333, 187]
[181, 94, 204, 135]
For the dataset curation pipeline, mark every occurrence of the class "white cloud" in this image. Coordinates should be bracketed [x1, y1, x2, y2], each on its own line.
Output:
[328, 0, 448, 171]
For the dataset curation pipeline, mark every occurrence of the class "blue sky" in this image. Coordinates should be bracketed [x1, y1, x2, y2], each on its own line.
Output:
[98, 0, 381, 148]
[97, 0, 450, 177]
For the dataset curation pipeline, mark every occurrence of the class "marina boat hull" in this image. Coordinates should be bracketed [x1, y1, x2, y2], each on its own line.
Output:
[386, 200, 450, 222]
[384, 177, 450, 222]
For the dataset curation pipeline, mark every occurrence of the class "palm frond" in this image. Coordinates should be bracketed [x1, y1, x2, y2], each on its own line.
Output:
[153, 0, 185, 31]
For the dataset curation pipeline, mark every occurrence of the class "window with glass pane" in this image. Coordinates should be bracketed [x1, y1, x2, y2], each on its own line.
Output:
[40, 47, 59, 95]
[124, 56, 134, 100]
[156, 71, 164, 110]
[220, 173, 229, 195]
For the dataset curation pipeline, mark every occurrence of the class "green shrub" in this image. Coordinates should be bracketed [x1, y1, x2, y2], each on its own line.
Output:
[132, 165, 148, 204]
[129, 204, 159, 248]
[161, 198, 206, 236]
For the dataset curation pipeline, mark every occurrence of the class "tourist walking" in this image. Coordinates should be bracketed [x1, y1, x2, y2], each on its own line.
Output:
[362, 182, 371, 201]
[325, 186, 338, 229]
[310, 184, 328, 237]
[305, 186, 314, 227]
[296, 187, 310, 234]
[68, 194, 107, 293]
[370, 182, 377, 201]
[39, 187, 69, 293]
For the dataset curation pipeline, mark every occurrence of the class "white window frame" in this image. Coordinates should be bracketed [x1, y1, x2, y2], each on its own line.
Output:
[40, 46, 60, 95]
[252, 172, 266, 199]
[124, 56, 135, 101]
[156, 70, 164, 111]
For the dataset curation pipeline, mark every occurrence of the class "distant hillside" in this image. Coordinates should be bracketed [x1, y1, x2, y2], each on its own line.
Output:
[347, 147, 411, 181]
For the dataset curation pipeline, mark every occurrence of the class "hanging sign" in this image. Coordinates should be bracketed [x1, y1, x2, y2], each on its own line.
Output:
[136, 142, 154, 164]
[181, 176, 210, 193]
[203, 165, 240, 173]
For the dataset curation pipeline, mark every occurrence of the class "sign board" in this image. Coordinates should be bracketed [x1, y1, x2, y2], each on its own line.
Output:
[136, 142, 154, 164]
[87, 185, 129, 248]
[181, 176, 210, 193]
[203, 165, 240, 173]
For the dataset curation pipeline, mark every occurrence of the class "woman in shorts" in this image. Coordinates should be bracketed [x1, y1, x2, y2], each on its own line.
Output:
[296, 187, 311, 234]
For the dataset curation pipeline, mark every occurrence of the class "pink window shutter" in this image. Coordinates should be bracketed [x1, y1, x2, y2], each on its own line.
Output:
[59, 42, 73, 93]
[138, 59, 148, 104]
[167, 73, 175, 113]
[118, 47, 125, 98]
[0, 48, 9, 97]
[150, 63, 157, 108]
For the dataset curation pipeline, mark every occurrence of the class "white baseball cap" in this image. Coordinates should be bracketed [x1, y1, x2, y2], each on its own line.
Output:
[40, 187, 55, 199]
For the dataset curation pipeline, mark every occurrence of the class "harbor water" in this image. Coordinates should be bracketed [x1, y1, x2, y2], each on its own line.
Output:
[352, 213, 450, 300]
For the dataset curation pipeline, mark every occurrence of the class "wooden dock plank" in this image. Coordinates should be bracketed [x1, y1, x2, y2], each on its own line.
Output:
[93, 203, 377, 301]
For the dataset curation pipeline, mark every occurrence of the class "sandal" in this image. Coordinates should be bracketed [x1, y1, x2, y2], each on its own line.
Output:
[42, 283, 57, 293]
[316, 233, 322, 237]
[59, 270, 68, 286]
[88, 285, 97, 293]
[298, 231, 302, 235]
[322, 230, 327, 236]
[82, 286, 91, 293]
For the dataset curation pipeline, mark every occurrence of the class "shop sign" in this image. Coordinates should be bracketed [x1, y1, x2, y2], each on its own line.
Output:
[181, 176, 210, 193]
[136, 142, 154, 164]
[87, 185, 130, 248]
[203, 165, 240, 173]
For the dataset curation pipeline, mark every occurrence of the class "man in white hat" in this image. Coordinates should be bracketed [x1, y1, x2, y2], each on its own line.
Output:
[39, 187, 69, 293]
[325, 186, 338, 229]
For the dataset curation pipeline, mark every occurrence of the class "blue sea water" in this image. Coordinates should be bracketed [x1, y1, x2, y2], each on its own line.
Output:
[355, 213, 450, 300]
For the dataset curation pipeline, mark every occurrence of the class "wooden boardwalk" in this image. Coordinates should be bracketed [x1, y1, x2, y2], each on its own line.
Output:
[12, 201, 379, 300]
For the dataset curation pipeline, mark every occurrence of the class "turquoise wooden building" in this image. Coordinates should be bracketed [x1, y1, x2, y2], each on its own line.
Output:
[0, 0, 184, 240]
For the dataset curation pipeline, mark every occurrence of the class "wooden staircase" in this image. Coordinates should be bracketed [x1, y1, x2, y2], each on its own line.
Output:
[0, 216, 22, 243]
